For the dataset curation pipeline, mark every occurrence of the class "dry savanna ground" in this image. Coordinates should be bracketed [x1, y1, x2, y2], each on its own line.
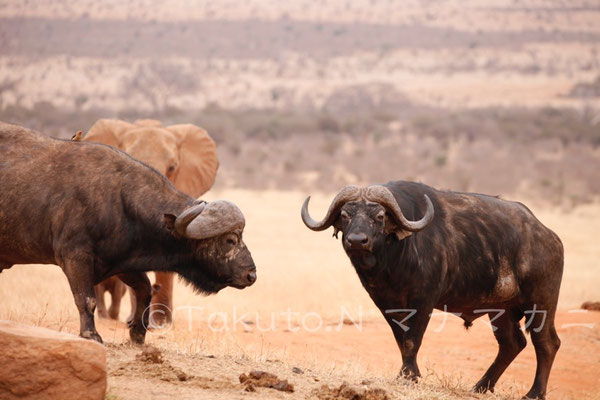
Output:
[1, 0, 600, 398]
[1, 189, 599, 399]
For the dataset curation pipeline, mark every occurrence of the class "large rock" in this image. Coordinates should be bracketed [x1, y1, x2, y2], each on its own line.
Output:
[0, 320, 106, 400]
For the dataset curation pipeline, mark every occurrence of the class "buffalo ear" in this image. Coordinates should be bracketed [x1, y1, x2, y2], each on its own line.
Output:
[164, 213, 178, 233]
[395, 230, 412, 241]
[332, 217, 344, 239]
[385, 217, 412, 241]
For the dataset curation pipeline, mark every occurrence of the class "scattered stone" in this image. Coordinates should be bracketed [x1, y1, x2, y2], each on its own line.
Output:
[313, 382, 389, 400]
[136, 345, 164, 364]
[239, 370, 294, 393]
[292, 367, 304, 374]
[112, 345, 192, 383]
[0, 320, 106, 400]
[581, 301, 600, 311]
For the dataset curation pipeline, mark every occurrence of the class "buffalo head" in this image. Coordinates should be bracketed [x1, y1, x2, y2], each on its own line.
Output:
[301, 185, 434, 270]
[165, 200, 256, 293]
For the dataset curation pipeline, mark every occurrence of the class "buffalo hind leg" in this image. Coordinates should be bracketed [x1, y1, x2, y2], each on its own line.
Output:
[473, 309, 527, 394]
[118, 272, 151, 345]
[63, 257, 102, 343]
[524, 307, 560, 399]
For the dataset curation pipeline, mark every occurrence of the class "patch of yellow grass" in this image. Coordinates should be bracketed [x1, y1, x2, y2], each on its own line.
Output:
[1, 189, 598, 330]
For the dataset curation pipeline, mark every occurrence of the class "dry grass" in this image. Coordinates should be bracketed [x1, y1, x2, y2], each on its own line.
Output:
[0, 189, 598, 399]
[2, 189, 595, 324]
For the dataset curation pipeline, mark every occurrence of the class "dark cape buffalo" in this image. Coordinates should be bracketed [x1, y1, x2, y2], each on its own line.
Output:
[0, 121, 257, 344]
[302, 181, 563, 399]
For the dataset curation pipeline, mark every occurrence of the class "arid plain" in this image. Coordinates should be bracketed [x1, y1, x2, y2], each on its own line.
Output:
[1, 190, 599, 399]
[1, 0, 599, 399]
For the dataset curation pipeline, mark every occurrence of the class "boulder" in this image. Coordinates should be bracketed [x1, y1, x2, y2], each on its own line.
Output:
[0, 320, 106, 400]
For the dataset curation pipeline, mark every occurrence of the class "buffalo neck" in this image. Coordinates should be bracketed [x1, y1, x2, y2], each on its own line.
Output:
[96, 174, 198, 277]
[350, 234, 425, 300]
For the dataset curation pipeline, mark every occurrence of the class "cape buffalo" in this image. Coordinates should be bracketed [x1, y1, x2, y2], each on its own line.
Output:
[0, 122, 257, 344]
[301, 181, 563, 399]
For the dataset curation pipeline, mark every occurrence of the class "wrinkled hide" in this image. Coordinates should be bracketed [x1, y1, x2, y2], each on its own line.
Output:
[0, 122, 255, 345]
[302, 181, 563, 400]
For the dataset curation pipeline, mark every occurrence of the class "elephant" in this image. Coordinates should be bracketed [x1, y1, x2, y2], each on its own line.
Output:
[84, 118, 219, 326]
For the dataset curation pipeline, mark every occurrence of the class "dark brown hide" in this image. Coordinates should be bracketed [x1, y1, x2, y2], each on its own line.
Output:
[0, 122, 255, 344]
[302, 181, 563, 400]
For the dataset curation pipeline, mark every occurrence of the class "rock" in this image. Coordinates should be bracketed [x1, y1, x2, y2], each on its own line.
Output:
[0, 320, 107, 400]
[135, 345, 164, 364]
[581, 301, 600, 311]
[313, 382, 389, 400]
[239, 370, 294, 393]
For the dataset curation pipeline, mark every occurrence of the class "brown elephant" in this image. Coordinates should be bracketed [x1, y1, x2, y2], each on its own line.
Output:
[84, 118, 219, 326]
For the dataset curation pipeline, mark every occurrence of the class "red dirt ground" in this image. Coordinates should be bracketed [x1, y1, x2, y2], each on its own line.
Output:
[96, 309, 600, 399]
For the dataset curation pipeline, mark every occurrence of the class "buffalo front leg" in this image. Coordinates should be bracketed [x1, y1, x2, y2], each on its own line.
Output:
[62, 259, 102, 343]
[118, 272, 151, 345]
[473, 308, 527, 394]
[384, 305, 432, 380]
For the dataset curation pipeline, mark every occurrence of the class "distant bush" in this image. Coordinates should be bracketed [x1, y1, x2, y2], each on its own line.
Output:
[568, 75, 600, 98]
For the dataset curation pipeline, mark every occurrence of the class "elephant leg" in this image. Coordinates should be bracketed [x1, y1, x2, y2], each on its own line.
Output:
[107, 277, 126, 320]
[118, 272, 151, 345]
[150, 271, 174, 327]
[94, 282, 109, 319]
[125, 285, 137, 325]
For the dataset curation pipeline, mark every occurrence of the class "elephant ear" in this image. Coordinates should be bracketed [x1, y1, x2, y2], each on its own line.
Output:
[166, 124, 219, 198]
[84, 119, 136, 149]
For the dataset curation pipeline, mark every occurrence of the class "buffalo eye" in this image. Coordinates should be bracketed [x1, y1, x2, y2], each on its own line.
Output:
[226, 234, 238, 246]
[376, 211, 385, 222]
[341, 210, 350, 220]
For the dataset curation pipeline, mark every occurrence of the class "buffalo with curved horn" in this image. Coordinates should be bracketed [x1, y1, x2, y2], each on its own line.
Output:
[302, 181, 563, 400]
[0, 122, 256, 345]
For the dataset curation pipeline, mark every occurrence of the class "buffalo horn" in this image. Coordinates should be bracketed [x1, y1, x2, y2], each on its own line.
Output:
[301, 185, 362, 231]
[365, 185, 434, 232]
[174, 202, 206, 236]
[184, 200, 245, 240]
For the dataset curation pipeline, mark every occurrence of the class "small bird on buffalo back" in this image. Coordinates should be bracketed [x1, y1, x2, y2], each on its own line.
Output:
[71, 131, 83, 141]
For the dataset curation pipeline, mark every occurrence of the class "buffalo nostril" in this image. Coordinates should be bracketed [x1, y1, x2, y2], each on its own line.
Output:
[347, 233, 370, 248]
[247, 271, 257, 283]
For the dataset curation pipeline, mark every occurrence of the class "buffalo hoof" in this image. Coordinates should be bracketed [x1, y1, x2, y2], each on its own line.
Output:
[81, 330, 103, 344]
[522, 391, 544, 400]
[397, 370, 420, 383]
[472, 378, 494, 394]
[129, 326, 146, 345]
